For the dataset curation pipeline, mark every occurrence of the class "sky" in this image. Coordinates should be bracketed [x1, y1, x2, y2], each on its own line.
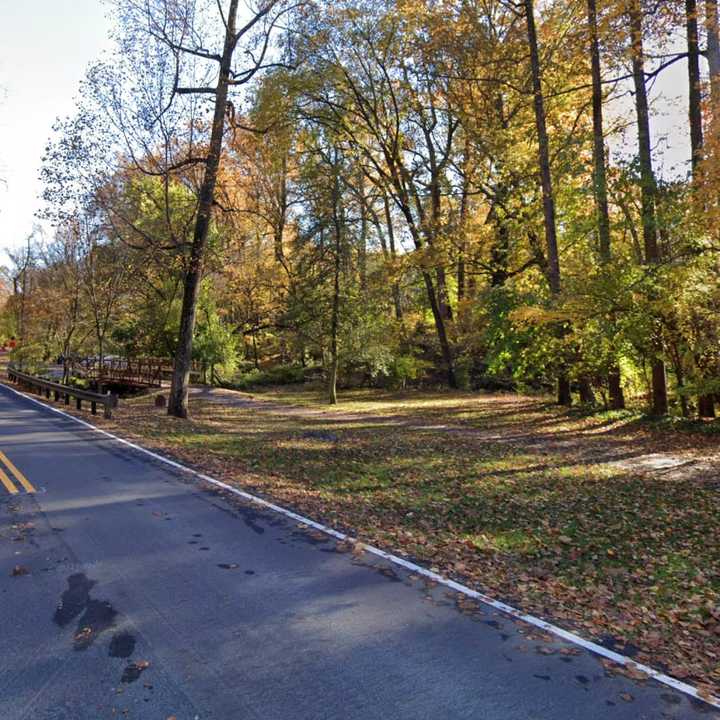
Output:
[0, 2, 694, 266]
[0, 1, 112, 260]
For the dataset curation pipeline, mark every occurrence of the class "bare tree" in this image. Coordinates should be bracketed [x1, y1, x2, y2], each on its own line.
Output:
[97, 0, 295, 417]
[302, 9, 460, 387]
[8, 236, 36, 354]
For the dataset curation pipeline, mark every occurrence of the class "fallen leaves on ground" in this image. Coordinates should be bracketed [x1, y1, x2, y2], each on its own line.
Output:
[28, 385, 720, 698]
[121, 659, 151, 684]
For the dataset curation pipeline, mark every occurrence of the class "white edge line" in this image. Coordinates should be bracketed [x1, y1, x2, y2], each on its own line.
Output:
[3, 380, 718, 709]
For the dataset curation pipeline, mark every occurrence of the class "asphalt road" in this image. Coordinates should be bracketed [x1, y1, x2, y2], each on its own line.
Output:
[0, 384, 716, 720]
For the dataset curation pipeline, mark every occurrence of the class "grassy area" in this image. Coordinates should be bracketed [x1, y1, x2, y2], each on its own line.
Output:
[22, 382, 720, 698]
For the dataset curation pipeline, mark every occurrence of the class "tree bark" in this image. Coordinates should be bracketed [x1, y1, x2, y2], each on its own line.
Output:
[357, 171, 368, 291]
[525, 0, 561, 294]
[524, 0, 570, 405]
[687, 0, 704, 170]
[608, 370, 624, 410]
[699, 394, 717, 418]
[421, 268, 456, 387]
[435, 267, 453, 321]
[579, 377, 596, 405]
[328, 160, 342, 405]
[588, 0, 611, 262]
[168, 0, 239, 418]
[587, 0, 625, 409]
[704, 3, 720, 418]
[686, 0, 715, 417]
[273, 156, 288, 265]
[457, 137, 472, 302]
[383, 195, 403, 321]
[629, 0, 668, 415]
[706, 0, 720, 114]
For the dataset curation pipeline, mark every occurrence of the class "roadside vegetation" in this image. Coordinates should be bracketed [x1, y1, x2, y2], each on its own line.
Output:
[1, 0, 720, 702]
[0, 0, 719, 421]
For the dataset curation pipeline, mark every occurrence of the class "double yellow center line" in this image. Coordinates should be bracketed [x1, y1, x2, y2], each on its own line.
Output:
[0, 451, 35, 495]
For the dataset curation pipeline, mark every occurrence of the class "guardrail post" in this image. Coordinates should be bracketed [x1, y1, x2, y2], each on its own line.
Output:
[104, 393, 118, 419]
[76, 397, 82, 410]
[91, 401, 97, 415]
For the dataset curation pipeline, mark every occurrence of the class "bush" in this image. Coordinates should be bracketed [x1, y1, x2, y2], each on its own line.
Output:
[220, 364, 309, 390]
[9, 344, 47, 374]
[385, 355, 432, 389]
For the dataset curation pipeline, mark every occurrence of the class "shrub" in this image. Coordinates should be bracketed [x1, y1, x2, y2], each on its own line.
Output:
[220, 364, 309, 390]
[385, 355, 432, 389]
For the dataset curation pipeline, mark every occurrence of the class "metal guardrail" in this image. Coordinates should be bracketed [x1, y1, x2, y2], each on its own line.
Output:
[7, 367, 119, 419]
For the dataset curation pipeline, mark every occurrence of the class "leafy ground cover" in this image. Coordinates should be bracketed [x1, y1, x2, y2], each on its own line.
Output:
[18, 381, 720, 699]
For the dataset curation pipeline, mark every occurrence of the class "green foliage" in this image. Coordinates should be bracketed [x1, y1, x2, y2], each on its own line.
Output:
[384, 354, 433, 389]
[193, 294, 239, 377]
[7, 0, 718, 418]
[9, 344, 47, 373]
[222, 364, 308, 391]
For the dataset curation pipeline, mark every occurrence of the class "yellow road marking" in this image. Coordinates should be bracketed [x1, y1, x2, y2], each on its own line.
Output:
[0, 466, 18, 495]
[0, 451, 35, 493]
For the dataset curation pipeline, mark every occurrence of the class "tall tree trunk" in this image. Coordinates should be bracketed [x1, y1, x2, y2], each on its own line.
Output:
[357, 171, 368, 291]
[274, 154, 288, 265]
[524, 0, 561, 294]
[524, 0, 571, 405]
[457, 137, 472, 302]
[706, 0, 720, 115]
[686, 0, 715, 417]
[588, 0, 625, 409]
[698, 392, 717, 418]
[457, 235, 466, 303]
[490, 216, 510, 287]
[669, 339, 691, 417]
[579, 377, 596, 405]
[629, 0, 668, 415]
[435, 267, 453, 321]
[383, 195, 403, 321]
[393, 190, 455, 385]
[687, 0, 704, 169]
[168, 0, 239, 418]
[423, 271, 457, 388]
[705, 3, 720, 420]
[588, 0, 611, 262]
[329, 172, 342, 406]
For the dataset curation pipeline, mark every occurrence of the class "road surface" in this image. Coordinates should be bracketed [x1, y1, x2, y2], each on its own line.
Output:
[0, 384, 715, 720]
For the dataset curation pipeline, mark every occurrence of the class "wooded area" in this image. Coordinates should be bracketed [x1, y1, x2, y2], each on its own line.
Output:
[2, 0, 720, 421]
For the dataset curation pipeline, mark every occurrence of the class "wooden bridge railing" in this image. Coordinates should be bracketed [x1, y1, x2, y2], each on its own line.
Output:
[72, 357, 203, 387]
[7, 367, 119, 419]
[73, 357, 162, 387]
